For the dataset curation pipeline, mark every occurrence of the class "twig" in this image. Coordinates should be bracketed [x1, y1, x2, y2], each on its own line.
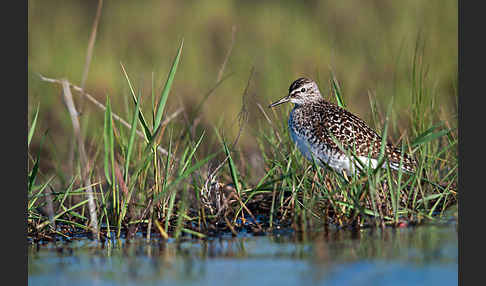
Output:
[39, 74, 181, 156]
[154, 219, 169, 240]
[224, 214, 238, 236]
[216, 25, 236, 83]
[69, 0, 103, 180]
[81, 0, 103, 89]
[199, 27, 239, 200]
[232, 66, 254, 147]
[61, 80, 100, 240]
[193, 72, 234, 118]
[202, 67, 254, 210]
[232, 192, 263, 232]
[191, 25, 237, 120]
[257, 102, 282, 143]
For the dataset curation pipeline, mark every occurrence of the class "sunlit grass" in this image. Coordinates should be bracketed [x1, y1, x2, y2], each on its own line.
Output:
[27, 1, 457, 241]
[27, 40, 457, 242]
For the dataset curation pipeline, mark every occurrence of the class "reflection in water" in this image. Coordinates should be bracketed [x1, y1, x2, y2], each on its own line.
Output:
[28, 224, 457, 286]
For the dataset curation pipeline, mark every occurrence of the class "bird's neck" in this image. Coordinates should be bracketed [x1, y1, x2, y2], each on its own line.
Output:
[293, 97, 326, 108]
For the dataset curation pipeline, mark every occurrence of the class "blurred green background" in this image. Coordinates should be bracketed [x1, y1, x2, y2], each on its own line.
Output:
[28, 0, 457, 175]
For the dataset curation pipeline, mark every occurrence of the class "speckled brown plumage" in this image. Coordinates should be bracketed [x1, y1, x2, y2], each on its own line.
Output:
[269, 77, 417, 175]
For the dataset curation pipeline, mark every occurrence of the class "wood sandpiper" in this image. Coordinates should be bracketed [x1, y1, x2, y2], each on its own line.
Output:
[269, 77, 416, 176]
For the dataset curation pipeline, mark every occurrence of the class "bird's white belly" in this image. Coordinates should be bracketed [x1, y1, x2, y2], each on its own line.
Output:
[289, 127, 378, 175]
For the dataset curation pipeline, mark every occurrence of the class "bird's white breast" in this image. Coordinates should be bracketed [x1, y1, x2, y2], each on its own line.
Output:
[288, 111, 378, 176]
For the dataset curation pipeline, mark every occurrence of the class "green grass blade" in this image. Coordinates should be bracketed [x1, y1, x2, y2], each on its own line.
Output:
[164, 190, 177, 233]
[374, 99, 392, 172]
[103, 96, 113, 185]
[180, 131, 205, 174]
[156, 152, 218, 203]
[161, 129, 173, 196]
[175, 152, 218, 187]
[127, 150, 154, 192]
[330, 71, 346, 108]
[28, 176, 54, 211]
[120, 62, 152, 141]
[125, 91, 142, 181]
[412, 126, 452, 148]
[28, 130, 47, 193]
[58, 178, 77, 214]
[28, 104, 40, 148]
[28, 157, 39, 193]
[223, 140, 241, 195]
[153, 39, 184, 130]
[181, 228, 206, 238]
[37, 199, 90, 231]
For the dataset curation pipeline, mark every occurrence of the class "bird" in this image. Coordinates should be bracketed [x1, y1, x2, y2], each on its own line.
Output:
[268, 77, 416, 176]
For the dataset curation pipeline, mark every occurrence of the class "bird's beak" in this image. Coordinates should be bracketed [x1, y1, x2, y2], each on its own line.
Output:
[268, 95, 290, 108]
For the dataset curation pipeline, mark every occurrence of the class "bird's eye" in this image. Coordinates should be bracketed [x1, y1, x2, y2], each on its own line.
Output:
[301, 88, 306, 92]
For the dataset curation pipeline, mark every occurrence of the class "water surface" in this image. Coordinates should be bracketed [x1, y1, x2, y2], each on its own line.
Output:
[28, 223, 457, 286]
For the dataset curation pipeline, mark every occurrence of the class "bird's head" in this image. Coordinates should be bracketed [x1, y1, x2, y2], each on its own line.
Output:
[269, 77, 322, 108]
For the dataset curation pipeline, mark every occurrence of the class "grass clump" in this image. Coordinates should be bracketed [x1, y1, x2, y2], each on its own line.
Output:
[27, 43, 457, 243]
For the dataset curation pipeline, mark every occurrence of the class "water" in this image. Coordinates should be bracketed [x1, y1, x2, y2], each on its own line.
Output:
[28, 223, 457, 286]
